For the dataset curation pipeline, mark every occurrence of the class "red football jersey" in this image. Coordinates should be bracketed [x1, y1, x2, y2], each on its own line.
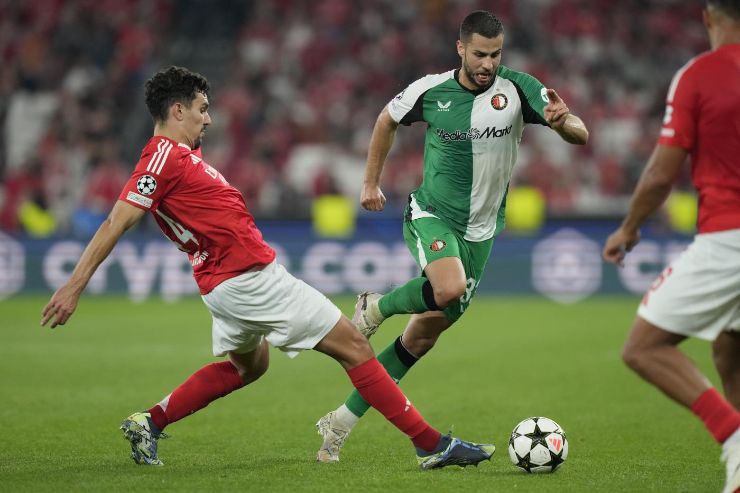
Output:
[658, 43, 740, 233]
[119, 136, 276, 294]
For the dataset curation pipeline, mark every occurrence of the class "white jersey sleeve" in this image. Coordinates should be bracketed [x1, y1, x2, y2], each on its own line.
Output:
[387, 70, 455, 124]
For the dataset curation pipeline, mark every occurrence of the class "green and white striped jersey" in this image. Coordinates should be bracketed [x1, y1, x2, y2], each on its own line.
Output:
[387, 65, 550, 241]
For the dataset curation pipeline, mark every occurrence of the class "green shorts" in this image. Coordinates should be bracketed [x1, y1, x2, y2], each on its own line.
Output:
[403, 216, 493, 322]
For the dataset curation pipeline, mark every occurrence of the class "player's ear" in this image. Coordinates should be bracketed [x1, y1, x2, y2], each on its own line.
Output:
[171, 102, 184, 122]
[456, 39, 465, 58]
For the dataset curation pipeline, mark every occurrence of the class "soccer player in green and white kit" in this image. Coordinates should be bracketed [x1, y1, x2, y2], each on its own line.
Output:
[316, 10, 589, 462]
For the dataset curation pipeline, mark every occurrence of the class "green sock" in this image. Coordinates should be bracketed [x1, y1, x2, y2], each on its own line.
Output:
[377, 277, 429, 318]
[345, 336, 418, 417]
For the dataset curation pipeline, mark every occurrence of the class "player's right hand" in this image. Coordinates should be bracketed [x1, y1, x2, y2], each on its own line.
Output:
[602, 227, 641, 267]
[360, 184, 386, 211]
[41, 285, 80, 329]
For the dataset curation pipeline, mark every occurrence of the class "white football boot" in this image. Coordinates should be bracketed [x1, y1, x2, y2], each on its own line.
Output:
[316, 411, 353, 462]
[352, 292, 384, 338]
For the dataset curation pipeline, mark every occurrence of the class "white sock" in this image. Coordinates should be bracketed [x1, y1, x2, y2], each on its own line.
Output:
[724, 426, 740, 451]
[334, 404, 360, 429]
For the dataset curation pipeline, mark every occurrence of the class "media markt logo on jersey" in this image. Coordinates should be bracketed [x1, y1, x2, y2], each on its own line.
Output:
[437, 100, 451, 112]
[436, 125, 512, 141]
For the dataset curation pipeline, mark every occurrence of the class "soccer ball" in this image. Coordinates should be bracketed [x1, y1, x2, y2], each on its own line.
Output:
[508, 416, 568, 473]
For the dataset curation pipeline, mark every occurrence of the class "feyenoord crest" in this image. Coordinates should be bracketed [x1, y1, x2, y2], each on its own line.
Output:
[491, 93, 508, 110]
[137, 175, 157, 195]
[430, 240, 446, 252]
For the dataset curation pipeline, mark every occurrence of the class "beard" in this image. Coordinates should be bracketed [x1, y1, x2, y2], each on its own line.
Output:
[193, 131, 204, 150]
[463, 60, 494, 90]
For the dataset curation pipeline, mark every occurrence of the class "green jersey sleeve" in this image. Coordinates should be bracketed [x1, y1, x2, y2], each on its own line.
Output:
[497, 65, 549, 127]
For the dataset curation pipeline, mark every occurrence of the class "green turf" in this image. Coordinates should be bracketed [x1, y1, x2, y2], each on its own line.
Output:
[0, 296, 725, 492]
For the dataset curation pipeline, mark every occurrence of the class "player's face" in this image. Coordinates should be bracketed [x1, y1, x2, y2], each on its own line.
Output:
[457, 33, 504, 91]
[183, 92, 211, 150]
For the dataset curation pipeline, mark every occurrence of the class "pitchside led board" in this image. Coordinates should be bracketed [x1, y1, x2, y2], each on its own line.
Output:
[0, 226, 690, 302]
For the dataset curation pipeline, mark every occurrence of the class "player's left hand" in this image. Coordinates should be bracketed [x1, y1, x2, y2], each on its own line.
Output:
[41, 285, 81, 328]
[603, 227, 641, 267]
[544, 89, 570, 130]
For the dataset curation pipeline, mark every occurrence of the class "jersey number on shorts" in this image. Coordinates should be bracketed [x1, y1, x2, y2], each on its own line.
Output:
[641, 266, 673, 306]
[459, 277, 480, 313]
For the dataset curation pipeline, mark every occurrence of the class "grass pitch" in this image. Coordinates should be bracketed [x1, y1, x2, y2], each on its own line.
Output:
[0, 296, 724, 492]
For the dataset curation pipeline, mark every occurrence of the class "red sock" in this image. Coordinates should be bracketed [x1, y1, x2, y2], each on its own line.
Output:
[691, 388, 740, 443]
[347, 358, 441, 452]
[148, 361, 244, 431]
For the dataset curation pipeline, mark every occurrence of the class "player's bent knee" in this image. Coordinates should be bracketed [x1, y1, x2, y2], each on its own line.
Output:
[314, 316, 375, 368]
[712, 334, 740, 377]
[234, 360, 269, 386]
[347, 328, 375, 358]
[434, 284, 466, 308]
[241, 362, 269, 385]
[229, 346, 270, 386]
[621, 333, 650, 373]
[621, 343, 643, 373]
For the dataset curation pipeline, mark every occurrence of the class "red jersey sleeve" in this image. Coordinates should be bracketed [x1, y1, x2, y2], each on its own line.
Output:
[118, 138, 184, 211]
[658, 59, 698, 150]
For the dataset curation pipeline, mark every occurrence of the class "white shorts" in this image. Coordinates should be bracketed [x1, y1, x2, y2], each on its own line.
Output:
[202, 261, 342, 358]
[637, 229, 740, 341]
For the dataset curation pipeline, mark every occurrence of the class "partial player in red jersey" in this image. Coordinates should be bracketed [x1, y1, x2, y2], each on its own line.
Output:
[603, 2, 740, 492]
[40, 66, 495, 470]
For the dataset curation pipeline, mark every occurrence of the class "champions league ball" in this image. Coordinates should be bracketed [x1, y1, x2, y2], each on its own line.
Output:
[508, 417, 568, 473]
[136, 175, 157, 195]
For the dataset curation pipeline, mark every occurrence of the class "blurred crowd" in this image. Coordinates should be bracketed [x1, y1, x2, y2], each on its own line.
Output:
[0, 0, 705, 236]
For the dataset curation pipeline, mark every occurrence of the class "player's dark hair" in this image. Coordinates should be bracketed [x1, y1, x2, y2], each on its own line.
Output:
[145, 66, 210, 123]
[707, 0, 740, 19]
[459, 10, 504, 42]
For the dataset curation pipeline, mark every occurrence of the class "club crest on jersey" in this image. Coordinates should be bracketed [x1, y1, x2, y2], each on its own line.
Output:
[491, 93, 508, 110]
[136, 175, 157, 195]
[437, 100, 451, 111]
[430, 240, 446, 252]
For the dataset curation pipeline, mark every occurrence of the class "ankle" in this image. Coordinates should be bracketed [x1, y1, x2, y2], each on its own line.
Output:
[335, 404, 360, 429]
[416, 433, 450, 456]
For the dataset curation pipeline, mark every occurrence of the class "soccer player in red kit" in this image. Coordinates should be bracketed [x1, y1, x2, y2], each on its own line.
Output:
[40, 66, 495, 470]
[603, 2, 740, 491]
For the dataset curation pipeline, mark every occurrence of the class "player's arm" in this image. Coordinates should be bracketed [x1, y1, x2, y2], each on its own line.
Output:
[544, 89, 589, 145]
[361, 106, 400, 211]
[602, 144, 687, 266]
[41, 200, 146, 328]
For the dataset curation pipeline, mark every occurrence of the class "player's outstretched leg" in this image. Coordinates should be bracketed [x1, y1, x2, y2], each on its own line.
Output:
[120, 412, 169, 466]
[316, 333, 424, 462]
[416, 433, 496, 470]
[314, 316, 494, 469]
[352, 292, 385, 338]
[317, 314, 451, 462]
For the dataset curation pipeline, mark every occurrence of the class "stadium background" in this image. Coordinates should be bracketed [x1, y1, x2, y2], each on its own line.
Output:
[0, 2, 728, 492]
[0, 0, 703, 301]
